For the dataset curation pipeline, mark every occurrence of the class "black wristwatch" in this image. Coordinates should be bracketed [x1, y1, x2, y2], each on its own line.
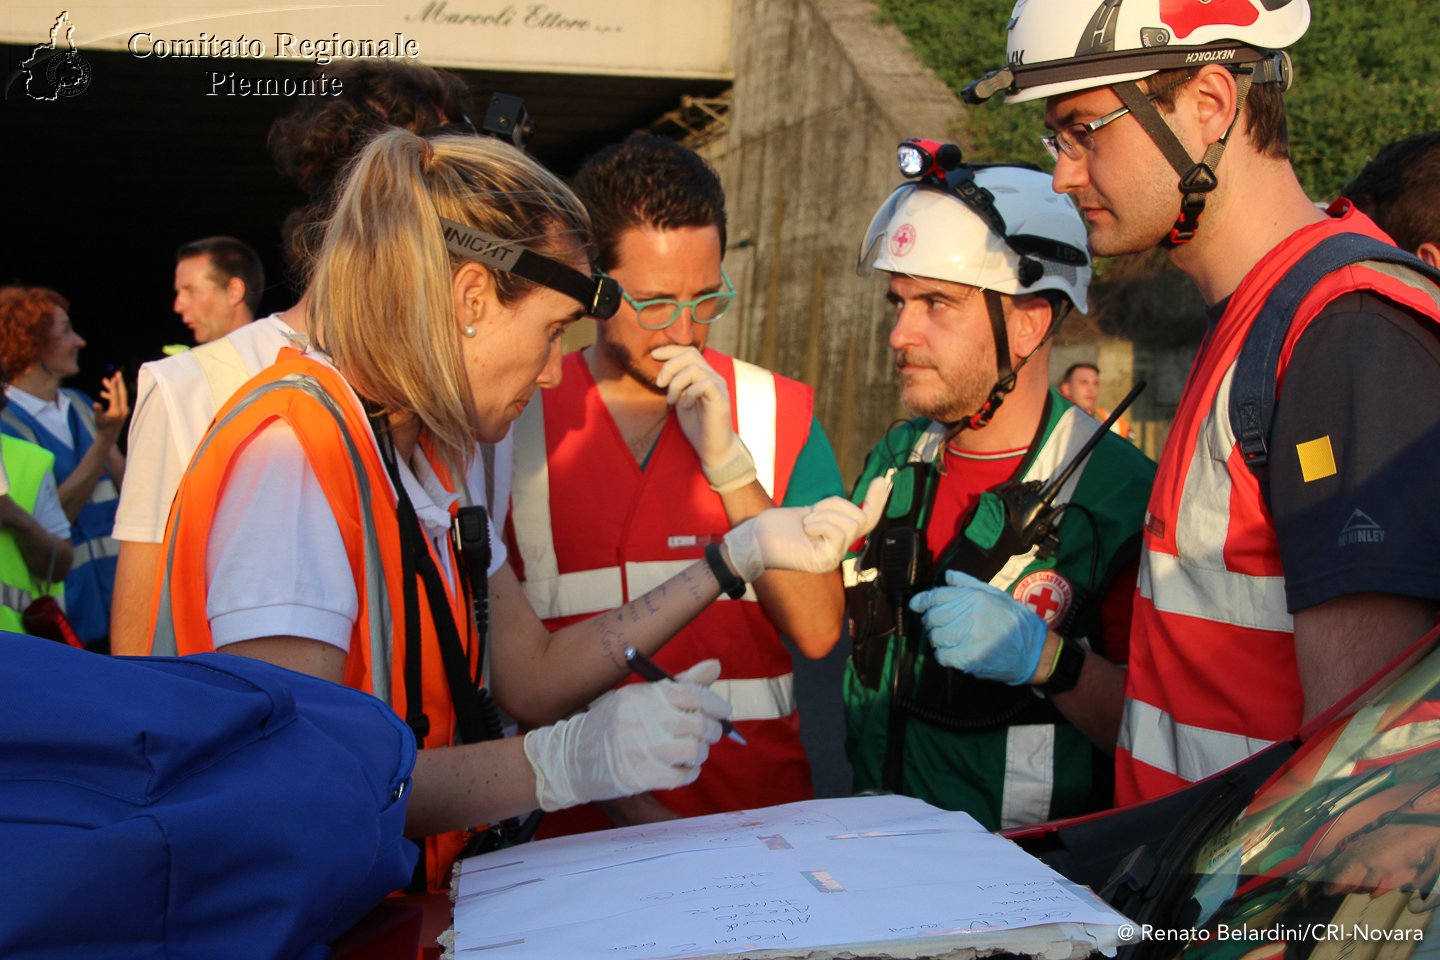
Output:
[1039, 638, 1086, 696]
[705, 543, 747, 600]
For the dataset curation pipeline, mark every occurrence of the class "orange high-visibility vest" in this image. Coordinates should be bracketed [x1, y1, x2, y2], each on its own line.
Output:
[149, 349, 479, 889]
[1117, 206, 1440, 804]
[509, 349, 815, 833]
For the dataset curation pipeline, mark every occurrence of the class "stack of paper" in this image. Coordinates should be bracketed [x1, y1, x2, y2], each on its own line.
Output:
[445, 795, 1131, 960]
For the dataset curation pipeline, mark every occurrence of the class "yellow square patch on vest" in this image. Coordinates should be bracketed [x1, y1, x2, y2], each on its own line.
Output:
[1296, 435, 1337, 482]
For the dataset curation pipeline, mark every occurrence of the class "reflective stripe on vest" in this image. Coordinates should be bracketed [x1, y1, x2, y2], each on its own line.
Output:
[1001, 724, 1055, 830]
[0, 582, 33, 613]
[1117, 209, 1440, 804]
[712, 673, 796, 722]
[151, 373, 396, 704]
[1118, 698, 1275, 782]
[73, 533, 120, 568]
[511, 363, 780, 622]
[1139, 364, 1292, 633]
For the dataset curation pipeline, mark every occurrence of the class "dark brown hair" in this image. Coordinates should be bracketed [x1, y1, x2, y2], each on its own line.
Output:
[1344, 131, 1440, 254]
[267, 61, 474, 284]
[1146, 66, 1290, 160]
[571, 134, 727, 272]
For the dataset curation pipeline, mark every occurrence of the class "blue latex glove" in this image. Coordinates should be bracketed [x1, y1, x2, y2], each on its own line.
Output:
[907, 569, 1049, 685]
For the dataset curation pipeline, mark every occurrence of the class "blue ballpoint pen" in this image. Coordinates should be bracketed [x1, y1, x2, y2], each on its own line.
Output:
[623, 646, 748, 746]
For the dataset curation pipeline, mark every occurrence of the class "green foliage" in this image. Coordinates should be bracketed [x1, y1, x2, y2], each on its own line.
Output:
[875, 0, 1440, 349]
[875, 0, 1440, 199]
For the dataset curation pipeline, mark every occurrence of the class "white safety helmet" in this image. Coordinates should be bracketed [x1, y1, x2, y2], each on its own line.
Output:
[965, 0, 1309, 106]
[859, 163, 1092, 313]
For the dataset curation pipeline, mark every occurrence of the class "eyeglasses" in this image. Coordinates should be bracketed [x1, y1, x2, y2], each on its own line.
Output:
[605, 268, 737, 331]
[1040, 104, 1135, 162]
[1040, 73, 1194, 163]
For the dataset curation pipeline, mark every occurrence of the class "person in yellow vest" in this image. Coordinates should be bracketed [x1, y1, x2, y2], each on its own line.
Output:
[0, 385, 73, 634]
[145, 130, 886, 889]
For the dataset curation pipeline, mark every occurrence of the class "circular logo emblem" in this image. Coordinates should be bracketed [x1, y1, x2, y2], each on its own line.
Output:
[889, 223, 917, 259]
[47, 50, 91, 98]
[1011, 570, 1074, 626]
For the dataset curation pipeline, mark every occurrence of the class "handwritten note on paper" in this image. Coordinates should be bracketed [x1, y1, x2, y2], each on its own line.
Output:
[448, 795, 1131, 960]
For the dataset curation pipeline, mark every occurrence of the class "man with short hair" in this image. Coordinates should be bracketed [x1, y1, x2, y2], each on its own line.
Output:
[1058, 361, 1134, 440]
[507, 134, 848, 832]
[1345, 130, 1440, 267]
[959, 0, 1440, 805]
[172, 236, 264, 345]
[843, 156, 1154, 828]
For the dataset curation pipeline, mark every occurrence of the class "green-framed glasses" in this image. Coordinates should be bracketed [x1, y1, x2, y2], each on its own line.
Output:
[604, 268, 737, 330]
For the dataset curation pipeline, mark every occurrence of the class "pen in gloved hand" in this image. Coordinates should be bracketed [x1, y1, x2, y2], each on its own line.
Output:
[624, 646, 748, 746]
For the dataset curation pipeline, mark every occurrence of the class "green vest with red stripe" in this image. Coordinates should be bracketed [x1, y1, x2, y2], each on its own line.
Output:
[843, 392, 1154, 830]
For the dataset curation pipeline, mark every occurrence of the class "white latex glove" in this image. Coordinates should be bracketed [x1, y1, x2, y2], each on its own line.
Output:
[522, 659, 730, 812]
[652, 345, 756, 493]
[721, 476, 891, 582]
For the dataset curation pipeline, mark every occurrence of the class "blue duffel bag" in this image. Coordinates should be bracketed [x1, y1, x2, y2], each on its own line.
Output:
[0, 632, 419, 959]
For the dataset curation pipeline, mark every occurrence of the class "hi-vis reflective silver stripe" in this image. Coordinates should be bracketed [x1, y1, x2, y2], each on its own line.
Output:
[713, 673, 796, 721]
[732, 359, 778, 498]
[1140, 364, 1293, 634]
[626, 558, 756, 603]
[89, 477, 118, 505]
[511, 366, 777, 620]
[0, 582, 33, 612]
[73, 534, 120, 567]
[1118, 698, 1274, 783]
[150, 375, 396, 703]
[1000, 723, 1055, 829]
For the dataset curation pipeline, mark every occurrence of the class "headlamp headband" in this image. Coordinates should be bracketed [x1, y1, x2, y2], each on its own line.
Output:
[439, 217, 621, 320]
[894, 139, 1090, 282]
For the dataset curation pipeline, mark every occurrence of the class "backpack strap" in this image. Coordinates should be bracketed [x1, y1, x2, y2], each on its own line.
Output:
[1230, 233, 1440, 508]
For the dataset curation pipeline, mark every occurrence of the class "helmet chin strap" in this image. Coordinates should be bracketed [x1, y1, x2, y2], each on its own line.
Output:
[943, 291, 1070, 439]
[1111, 67, 1257, 246]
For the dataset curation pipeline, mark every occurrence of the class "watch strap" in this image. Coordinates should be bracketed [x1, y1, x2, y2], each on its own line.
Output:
[705, 542, 747, 600]
[1040, 637, 1085, 696]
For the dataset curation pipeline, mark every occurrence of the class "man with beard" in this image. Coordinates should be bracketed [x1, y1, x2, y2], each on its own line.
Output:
[962, 0, 1440, 806]
[505, 135, 847, 834]
[843, 156, 1154, 828]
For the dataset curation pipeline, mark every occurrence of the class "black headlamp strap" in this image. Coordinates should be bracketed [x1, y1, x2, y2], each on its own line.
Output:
[508, 248, 607, 316]
[439, 217, 619, 319]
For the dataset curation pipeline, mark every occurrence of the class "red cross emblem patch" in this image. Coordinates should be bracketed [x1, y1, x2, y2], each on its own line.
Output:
[1012, 570, 1074, 626]
[890, 223, 917, 258]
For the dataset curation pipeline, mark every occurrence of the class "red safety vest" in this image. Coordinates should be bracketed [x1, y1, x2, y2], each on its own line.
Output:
[149, 350, 479, 890]
[508, 349, 815, 833]
[1117, 206, 1440, 804]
